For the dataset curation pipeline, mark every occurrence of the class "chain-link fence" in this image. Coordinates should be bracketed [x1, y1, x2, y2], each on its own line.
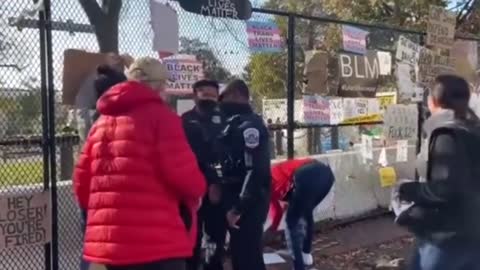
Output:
[1, 0, 479, 269]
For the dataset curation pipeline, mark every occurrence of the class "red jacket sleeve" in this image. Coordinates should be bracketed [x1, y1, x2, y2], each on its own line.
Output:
[73, 129, 95, 210]
[155, 110, 207, 204]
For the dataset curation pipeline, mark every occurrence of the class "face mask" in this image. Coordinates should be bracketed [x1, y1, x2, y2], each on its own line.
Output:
[197, 99, 218, 113]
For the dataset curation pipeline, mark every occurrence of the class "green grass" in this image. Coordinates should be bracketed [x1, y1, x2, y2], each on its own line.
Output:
[0, 161, 43, 187]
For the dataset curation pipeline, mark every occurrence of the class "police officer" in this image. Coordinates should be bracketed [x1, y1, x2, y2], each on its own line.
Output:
[182, 79, 227, 270]
[218, 79, 271, 270]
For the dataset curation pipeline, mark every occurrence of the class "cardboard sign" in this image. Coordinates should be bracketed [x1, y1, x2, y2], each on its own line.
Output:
[164, 55, 204, 95]
[342, 25, 368, 55]
[452, 40, 478, 84]
[303, 95, 330, 124]
[62, 49, 110, 105]
[383, 104, 418, 140]
[376, 92, 397, 113]
[0, 192, 51, 250]
[396, 36, 420, 65]
[304, 51, 328, 95]
[427, 5, 456, 49]
[338, 51, 380, 98]
[178, 0, 252, 20]
[379, 167, 397, 187]
[246, 21, 283, 53]
[377, 51, 392, 75]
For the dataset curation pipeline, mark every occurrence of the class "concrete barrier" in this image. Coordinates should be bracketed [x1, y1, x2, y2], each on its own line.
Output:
[0, 146, 416, 269]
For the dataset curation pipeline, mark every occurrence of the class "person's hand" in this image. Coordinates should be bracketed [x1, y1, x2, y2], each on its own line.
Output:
[208, 184, 222, 204]
[226, 209, 241, 229]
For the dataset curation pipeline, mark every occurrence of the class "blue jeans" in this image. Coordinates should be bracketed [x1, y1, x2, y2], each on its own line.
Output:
[80, 209, 90, 270]
[411, 239, 480, 270]
[285, 161, 335, 270]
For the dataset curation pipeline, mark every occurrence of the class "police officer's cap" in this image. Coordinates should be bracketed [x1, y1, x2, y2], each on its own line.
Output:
[193, 80, 220, 93]
[219, 79, 250, 101]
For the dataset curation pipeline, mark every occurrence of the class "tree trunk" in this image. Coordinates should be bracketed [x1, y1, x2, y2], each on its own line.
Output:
[95, 20, 119, 53]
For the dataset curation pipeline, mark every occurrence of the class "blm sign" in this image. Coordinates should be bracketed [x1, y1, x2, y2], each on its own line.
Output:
[338, 51, 380, 98]
[178, 0, 252, 20]
[0, 191, 51, 250]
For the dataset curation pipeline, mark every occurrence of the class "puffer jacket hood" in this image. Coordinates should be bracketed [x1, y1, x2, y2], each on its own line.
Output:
[97, 81, 163, 116]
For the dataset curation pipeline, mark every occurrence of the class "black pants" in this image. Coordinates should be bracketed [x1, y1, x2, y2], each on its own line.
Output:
[187, 199, 228, 270]
[106, 259, 186, 270]
[286, 161, 335, 270]
[229, 197, 269, 270]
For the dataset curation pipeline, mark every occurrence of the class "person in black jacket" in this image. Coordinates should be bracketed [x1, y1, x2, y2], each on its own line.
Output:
[218, 79, 271, 270]
[398, 75, 480, 270]
[182, 80, 227, 270]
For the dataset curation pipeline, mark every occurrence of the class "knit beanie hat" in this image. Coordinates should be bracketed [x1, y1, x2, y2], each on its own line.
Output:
[94, 65, 127, 99]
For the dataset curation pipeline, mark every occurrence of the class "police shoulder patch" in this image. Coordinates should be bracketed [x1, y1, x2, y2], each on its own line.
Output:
[211, 115, 221, 124]
[243, 127, 260, 149]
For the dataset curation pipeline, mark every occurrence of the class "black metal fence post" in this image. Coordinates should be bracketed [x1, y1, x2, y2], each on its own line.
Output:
[415, 34, 426, 181]
[37, 2, 51, 270]
[43, 0, 59, 269]
[287, 14, 295, 159]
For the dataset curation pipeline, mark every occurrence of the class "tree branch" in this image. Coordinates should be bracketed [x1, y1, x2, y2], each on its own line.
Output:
[78, 0, 103, 25]
[457, 0, 477, 28]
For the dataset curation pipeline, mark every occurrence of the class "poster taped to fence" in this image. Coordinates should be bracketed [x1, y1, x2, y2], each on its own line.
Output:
[342, 98, 381, 124]
[451, 40, 478, 84]
[246, 21, 284, 53]
[329, 98, 344, 125]
[383, 104, 418, 140]
[417, 48, 455, 86]
[342, 25, 368, 55]
[427, 5, 456, 50]
[379, 167, 397, 188]
[376, 92, 397, 113]
[395, 36, 420, 65]
[163, 55, 204, 95]
[377, 51, 392, 75]
[338, 51, 380, 98]
[396, 140, 409, 162]
[0, 191, 51, 251]
[361, 134, 374, 160]
[262, 99, 303, 124]
[303, 95, 330, 124]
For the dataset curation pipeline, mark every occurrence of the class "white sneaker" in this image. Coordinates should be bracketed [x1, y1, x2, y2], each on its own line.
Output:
[302, 252, 313, 266]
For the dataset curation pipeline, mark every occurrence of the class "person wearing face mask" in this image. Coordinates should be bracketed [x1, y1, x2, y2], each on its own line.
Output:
[73, 57, 206, 270]
[182, 80, 227, 270]
[396, 75, 480, 270]
[217, 79, 271, 270]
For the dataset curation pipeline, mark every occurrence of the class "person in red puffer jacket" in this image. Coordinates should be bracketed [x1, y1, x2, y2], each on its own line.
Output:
[267, 158, 335, 270]
[73, 57, 206, 270]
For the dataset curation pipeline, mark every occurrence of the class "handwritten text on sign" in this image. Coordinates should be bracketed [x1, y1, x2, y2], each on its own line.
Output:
[246, 21, 283, 53]
[303, 95, 330, 124]
[396, 36, 420, 65]
[427, 5, 456, 49]
[383, 104, 418, 140]
[0, 192, 51, 250]
[164, 56, 204, 95]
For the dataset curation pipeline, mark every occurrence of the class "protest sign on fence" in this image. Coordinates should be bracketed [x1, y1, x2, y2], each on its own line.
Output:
[262, 99, 303, 124]
[342, 25, 368, 55]
[376, 92, 397, 114]
[377, 51, 392, 75]
[342, 98, 381, 124]
[383, 104, 418, 140]
[396, 36, 420, 65]
[246, 21, 283, 53]
[304, 51, 328, 95]
[338, 51, 380, 98]
[427, 5, 456, 49]
[178, 0, 252, 20]
[303, 95, 330, 124]
[0, 192, 51, 251]
[164, 55, 204, 95]
[417, 48, 455, 86]
[329, 98, 344, 125]
[150, 0, 179, 56]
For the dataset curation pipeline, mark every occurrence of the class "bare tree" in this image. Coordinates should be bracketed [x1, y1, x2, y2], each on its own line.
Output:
[78, 0, 123, 53]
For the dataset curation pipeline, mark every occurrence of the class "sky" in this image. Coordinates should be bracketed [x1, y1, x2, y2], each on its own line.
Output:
[0, 0, 467, 92]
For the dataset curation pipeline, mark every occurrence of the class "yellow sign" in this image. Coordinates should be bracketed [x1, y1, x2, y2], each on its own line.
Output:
[342, 114, 382, 124]
[379, 167, 397, 188]
[376, 92, 397, 113]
